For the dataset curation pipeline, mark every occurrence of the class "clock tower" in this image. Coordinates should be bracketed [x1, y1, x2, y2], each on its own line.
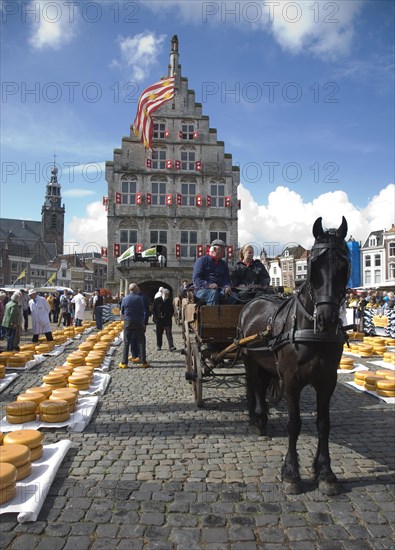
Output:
[41, 161, 65, 254]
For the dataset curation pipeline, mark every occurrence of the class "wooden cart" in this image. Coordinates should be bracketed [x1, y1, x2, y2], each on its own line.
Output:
[182, 301, 283, 407]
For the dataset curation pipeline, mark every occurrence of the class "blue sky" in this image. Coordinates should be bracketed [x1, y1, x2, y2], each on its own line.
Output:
[1, 0, 394, 255]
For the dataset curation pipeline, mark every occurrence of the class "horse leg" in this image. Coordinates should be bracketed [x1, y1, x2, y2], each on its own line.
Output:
[313, 382, 341, 495]
[245, 363, 269, 435]
[281, 384, 303, 494]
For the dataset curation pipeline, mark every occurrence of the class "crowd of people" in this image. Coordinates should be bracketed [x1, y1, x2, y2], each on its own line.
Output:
[0, 288, 91, 353]
[346, 289, 395, 314]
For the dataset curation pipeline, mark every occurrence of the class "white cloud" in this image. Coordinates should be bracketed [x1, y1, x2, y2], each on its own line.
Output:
[238, 183, 394, 255]
[112, 32, 167, 82]
[29, 0, 77, 50]
[68, 184, 394, 257]
[66, 201, 107, 252]
[141, 0, 364, 60]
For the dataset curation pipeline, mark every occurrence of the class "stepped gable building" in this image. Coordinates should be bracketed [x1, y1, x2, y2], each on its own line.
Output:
[0, 163, 65, 287]
[105, 35, 240, 299]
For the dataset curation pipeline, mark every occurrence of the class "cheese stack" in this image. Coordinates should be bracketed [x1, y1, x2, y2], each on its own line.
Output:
[0, 352, 14, 365]
[363, 374, 384, 392]
[0, 365, 5, 379]
[7, 353, 27, 368]
[73, 366, 95, 383]
[0, 444, 32, 480]
[6, 401, 36, 424]
[358, 344, 373, 357]
[0, 462, 17, 504]
[385, 338, 395, 346]
[353, 371, 371, 386]
[372, 338, 387, 356]
[49, 368, 72, 382]
[338, 356, 354, 370]
[42, 372, 67, 390]
[383, 351, 395, 365]
[68, 373, 90, 391]
[3, 430, 44, 461]
[35, 343, 53, 354]
[376, 377, 395, 398]
[19, 343, 36, 353]
[50, 389, 78, 412]
[64, 352, 86, 368]
[39, 400, 70, 423]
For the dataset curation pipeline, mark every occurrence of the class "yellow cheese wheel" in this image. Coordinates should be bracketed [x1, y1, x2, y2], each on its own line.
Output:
[0, 444, 31, 467]
[3, 430, 43, 449]
[377, 388, 395, 398]
[364, 383, 377, 392]
[6, 401, 36, 416]
[354, 378, 365, 386]
[0, 352, 15, 365]
[40, 411, 70, 423]
[50, 368, 71, 380]
[52, 387, 79, 398]
[7, 356, 26, 367]
[0, 484, 16, 504]
[354, 371, 371, 381]
[42, 373, 65, 385]
[19, 344, 36, 352]
[50, 392, 77, 411]
[43, 382, 67, 390]
[340, 356, 354, 365]
[0, 432, 3, 444]
[375, 369, 392, 378]
[16, 461, 32, 481]
[17, 393, 46, 410]
[30, 445, 43, 461]
[339, 363, 354, 370]
[39, 400, 69, 415]
[68, 382, 90, 391]
[68, 374, 90, 385]
[0, 462, 17, 487]
[376, 379, 395, 391]
[26, 386, 52, 399]
[6, 413, 37, 424]
[35, 344, 53, 353]
[364, 375, 383, 387]
[78, 342, 94, 351]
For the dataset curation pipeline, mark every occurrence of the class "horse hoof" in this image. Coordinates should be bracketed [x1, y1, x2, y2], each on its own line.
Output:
[283, 480, 304, 495]
[319, 480, 342, 496]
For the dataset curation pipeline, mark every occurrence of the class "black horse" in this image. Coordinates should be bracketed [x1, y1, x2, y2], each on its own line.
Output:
[238, 217, 350, 495]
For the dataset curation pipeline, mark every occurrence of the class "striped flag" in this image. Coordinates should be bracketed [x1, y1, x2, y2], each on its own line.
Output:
[133, 77, 175, 149]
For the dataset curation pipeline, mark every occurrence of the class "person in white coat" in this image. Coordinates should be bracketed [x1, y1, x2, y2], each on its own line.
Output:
[28, 289, 53, 343]
[71, 289, 87, 327]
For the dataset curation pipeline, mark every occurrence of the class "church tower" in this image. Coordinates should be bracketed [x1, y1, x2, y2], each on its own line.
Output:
[41, 160, 65, 254]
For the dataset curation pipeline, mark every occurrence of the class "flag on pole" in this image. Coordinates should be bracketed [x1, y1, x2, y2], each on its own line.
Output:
[16, 268, 26, 281]
[117, 245, 135, 264]
[133, 77, 175, 149]
[44, 272, 57, 286]
[141, 247, 157, 260]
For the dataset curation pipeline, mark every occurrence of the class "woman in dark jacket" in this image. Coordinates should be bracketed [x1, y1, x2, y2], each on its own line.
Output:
[230, 244, 270, 302]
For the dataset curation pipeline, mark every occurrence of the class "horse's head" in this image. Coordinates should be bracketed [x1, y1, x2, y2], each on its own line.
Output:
[308, 216, 350, 331]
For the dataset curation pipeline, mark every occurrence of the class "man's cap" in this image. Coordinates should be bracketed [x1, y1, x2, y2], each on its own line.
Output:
[211, 239, 226, 247]
[28, 289, 36, 296]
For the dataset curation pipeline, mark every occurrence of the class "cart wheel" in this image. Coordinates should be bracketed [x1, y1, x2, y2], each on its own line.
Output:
[192, 343, 203, 407]
[268, 377, 284, 405]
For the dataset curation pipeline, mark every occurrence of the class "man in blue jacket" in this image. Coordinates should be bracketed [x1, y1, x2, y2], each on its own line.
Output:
[192, 239, 233, 305]
[119, 283, 150, 369]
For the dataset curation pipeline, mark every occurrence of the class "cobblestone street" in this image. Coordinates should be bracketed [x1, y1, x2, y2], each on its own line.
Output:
[1, 320, 394, 549]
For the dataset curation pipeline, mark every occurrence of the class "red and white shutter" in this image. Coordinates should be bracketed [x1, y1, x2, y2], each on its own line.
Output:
[176, 193, 182, 206]
[206, 195, 212, 207]
[136, 244, 143, 253]
[175, 160, 181, 170]
[113, 243, 120, 257]
[136, 193, 143, 205]
[225, 195, 232, 207]
[195, 160, 202, 171]
[197, 245, 204, 258]
[166, 193, 173, 206]
[115, 192, 122, 204]
[196, 194, 203, 207]
[166, 159, 173, 169]
[175, 244, 181, 258]
[146, 158, 152, 168]
[146, 192, 152, 205]
[226, 246, 234, 259]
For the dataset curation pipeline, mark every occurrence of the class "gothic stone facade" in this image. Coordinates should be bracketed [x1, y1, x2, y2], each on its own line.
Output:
[105, 38, 239, 299]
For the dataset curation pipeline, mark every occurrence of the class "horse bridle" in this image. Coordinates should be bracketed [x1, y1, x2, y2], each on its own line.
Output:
[305, 240, 350, 309]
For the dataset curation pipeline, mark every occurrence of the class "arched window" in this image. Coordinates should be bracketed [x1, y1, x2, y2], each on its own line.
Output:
[150, 176, 167, 206]
[210, 178, 226, 207]
[180, 146, 196, 171]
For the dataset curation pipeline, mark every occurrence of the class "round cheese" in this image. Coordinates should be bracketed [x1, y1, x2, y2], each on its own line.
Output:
[6, 413, 36, 424]
[52, 387, 79, 398]
[0, 462, 17, 487]
[40, 411, 70, 423]
[25, 386, 52, 399]
[16, 461, 32, 481]
[6, 401, 36, 416]
[354, 371, 371, 381]
[377, 388, 395, 398]
[30, 445, 43, 461]
[0, 444, 31, 467]
[0, 484, 16, 504]
[17, 393, 46, 410]
[376, 379, 395, 391]
[39, 400, 69, 415]
[42, 373, 65, 385]
[3, 430, 43, 449]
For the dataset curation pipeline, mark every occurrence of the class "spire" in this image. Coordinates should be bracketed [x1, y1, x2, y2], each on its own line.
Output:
[44, 155, 62, 206]
[169, 34, 180, 80]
